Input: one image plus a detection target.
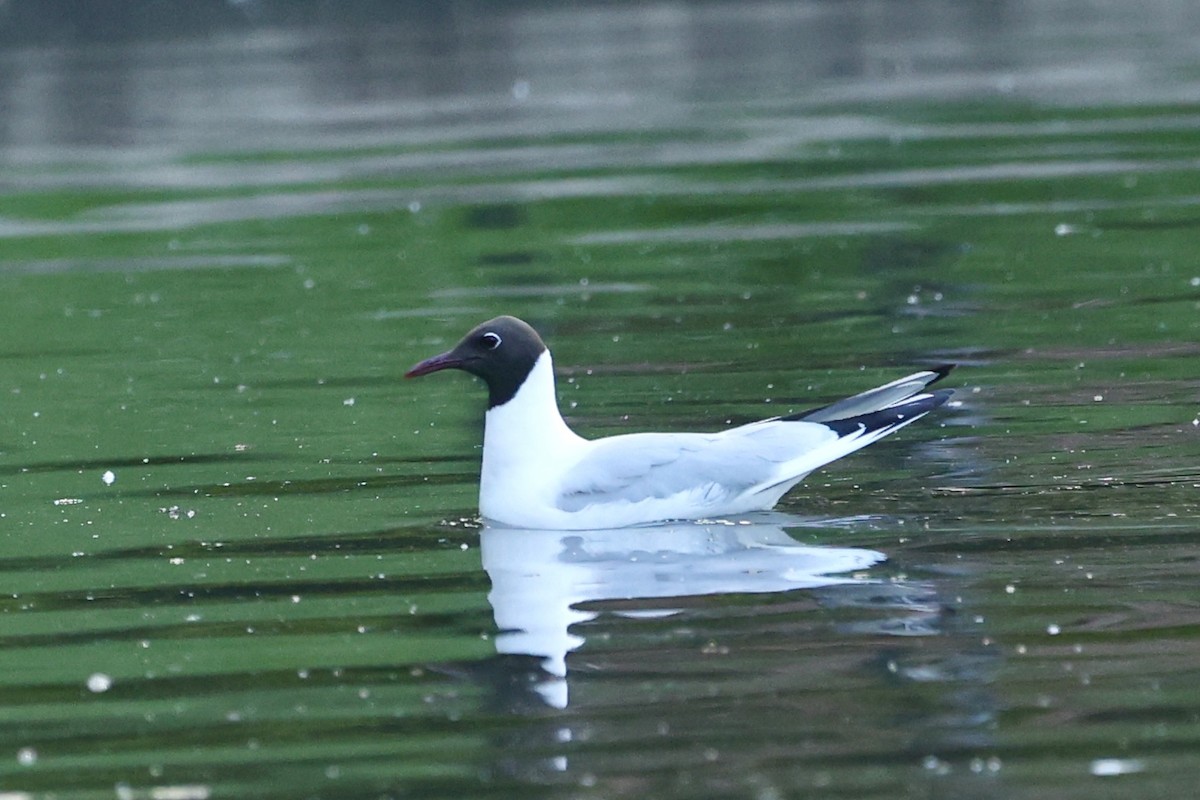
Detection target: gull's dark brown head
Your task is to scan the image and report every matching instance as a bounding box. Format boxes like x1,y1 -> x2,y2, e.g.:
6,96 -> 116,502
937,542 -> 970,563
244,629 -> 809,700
405,315 -> 549,408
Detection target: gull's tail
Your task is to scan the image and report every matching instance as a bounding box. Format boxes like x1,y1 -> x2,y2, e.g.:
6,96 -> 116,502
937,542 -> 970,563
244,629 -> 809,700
786,365 -> 955,437
746,366 -> 955,505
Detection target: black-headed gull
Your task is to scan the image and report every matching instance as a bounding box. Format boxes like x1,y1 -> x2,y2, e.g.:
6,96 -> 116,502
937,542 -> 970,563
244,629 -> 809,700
406,316 -> 953,529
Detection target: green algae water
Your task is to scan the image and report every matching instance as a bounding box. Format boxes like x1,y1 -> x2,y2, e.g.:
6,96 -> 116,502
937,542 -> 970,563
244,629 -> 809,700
2,3 -> 1200,798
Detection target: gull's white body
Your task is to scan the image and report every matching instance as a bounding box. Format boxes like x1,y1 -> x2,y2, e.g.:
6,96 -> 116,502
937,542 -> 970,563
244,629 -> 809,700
406,315 -> 951,530
480,351 -> 942,529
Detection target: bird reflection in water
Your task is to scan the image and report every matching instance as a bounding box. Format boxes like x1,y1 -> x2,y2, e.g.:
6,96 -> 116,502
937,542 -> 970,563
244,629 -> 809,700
479,516 -> 940,709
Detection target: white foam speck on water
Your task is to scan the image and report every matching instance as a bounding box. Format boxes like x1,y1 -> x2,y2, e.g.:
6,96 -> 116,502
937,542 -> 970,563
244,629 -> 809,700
148,786 -> 212,800
102,470 -> 116,485
1090,758 -> 1145,777
86,672 -> 113,693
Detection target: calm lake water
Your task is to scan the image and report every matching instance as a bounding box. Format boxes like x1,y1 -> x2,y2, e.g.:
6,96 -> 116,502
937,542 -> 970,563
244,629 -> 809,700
3,2 -> 1200,798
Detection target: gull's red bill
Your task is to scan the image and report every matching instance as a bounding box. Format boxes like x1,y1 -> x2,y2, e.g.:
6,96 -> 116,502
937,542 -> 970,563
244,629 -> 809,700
404,351 -> 463,378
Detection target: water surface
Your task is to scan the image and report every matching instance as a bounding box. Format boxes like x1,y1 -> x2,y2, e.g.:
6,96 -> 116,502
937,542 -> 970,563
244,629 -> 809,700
2,2 -> 1200,798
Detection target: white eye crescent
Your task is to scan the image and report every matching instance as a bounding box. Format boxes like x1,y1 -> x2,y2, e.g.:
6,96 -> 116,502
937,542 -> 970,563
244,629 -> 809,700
480,332 -> 502,350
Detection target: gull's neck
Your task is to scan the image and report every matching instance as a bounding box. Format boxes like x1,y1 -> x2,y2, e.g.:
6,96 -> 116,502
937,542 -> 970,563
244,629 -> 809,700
479,351 -> 585,522
482,350 -> 582,466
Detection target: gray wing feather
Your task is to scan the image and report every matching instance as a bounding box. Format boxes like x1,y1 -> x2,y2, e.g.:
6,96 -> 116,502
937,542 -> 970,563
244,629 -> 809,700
554,368 -> 952,514
792,368 -> 949,423
555,424 -> 837,512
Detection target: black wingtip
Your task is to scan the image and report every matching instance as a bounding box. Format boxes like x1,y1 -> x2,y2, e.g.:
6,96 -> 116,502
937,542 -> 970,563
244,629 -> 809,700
927,364 -> 956,385
820,387 -> 954,437
927,387 -> 955,408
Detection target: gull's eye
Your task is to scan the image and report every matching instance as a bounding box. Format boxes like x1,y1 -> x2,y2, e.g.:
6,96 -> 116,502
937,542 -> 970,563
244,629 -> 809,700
480,332 -> 502,351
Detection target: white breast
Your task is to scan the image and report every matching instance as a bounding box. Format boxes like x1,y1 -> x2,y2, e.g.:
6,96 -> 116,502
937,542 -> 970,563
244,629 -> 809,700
479,352 -> 588,526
